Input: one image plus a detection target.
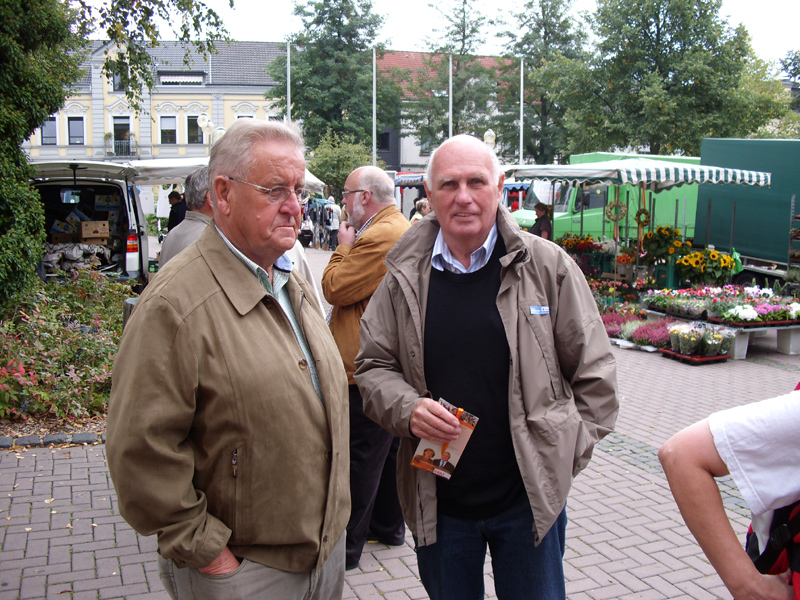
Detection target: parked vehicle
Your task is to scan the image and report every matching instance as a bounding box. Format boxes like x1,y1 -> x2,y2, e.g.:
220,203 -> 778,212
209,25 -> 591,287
509,153 -> 700,241
696,138 -> 800,286
30,160 -> 149,290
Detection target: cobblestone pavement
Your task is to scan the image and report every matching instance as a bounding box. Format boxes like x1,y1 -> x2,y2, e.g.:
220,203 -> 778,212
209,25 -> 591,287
2,247 -> 798,599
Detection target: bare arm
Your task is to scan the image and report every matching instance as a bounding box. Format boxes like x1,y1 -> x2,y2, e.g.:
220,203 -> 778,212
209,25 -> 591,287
659,421 -> 793,600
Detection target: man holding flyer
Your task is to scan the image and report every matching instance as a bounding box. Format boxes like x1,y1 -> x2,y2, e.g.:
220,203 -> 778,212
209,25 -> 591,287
354,135 -> 618,600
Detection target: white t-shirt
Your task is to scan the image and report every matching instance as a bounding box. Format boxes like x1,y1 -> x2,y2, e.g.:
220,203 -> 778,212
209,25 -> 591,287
327,204 -> 341,230
709,391 -> 800,551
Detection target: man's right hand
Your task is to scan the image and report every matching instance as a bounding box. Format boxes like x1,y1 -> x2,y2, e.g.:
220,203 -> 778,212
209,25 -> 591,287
732,571 -> 794,600
410,398 -> 461,444
338,222 -> 356,246
198,547 -> 240,575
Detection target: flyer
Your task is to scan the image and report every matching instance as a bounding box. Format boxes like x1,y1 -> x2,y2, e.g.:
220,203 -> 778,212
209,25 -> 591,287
410,398 -> 478,480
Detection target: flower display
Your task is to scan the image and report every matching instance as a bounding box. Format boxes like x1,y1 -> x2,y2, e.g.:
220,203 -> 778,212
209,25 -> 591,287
675,249 -> 735,285
641,226 -> 692,265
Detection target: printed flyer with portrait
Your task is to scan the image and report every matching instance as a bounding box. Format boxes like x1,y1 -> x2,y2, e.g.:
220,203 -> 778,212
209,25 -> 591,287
411,398 -> 478,480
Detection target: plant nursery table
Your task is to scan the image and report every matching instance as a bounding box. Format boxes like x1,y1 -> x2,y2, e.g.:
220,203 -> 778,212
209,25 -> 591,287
705,319 -> 800,360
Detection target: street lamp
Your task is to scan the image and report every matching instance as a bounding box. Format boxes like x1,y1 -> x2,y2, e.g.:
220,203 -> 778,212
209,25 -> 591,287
483,129 -> 496,149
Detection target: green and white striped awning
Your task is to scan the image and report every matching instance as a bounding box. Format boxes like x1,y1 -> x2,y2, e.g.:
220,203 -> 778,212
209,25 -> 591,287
511,158 -> 771,191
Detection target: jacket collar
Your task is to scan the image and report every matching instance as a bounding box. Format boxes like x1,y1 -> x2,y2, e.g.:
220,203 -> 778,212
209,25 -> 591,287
387,203 -> 529,273
196,225 -> 270,316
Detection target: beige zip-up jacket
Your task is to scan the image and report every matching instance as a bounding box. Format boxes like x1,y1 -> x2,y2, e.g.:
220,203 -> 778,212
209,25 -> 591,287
107,225 -> 350,572
354,205 -> 618,546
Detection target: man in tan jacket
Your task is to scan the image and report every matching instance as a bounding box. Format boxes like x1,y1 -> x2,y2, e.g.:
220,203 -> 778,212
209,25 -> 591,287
108,119 -> 350,600
354,135 -> 618,600
322,166 -> 410,570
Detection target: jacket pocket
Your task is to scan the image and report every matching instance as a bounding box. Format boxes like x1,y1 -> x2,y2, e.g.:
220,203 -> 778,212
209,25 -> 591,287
215,445 -> 243,545
519,300 -> 566,403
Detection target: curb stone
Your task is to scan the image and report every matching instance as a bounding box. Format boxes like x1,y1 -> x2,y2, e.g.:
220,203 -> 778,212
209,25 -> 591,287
0,431 -> 104,449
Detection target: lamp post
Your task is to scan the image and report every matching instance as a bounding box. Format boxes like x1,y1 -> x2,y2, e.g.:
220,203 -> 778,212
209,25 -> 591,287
197,113 -> 215,153
483,129 -> 496,150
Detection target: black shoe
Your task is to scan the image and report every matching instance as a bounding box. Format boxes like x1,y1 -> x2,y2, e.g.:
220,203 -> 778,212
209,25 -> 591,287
345,560 -> 360,571
366,530 -> 404,547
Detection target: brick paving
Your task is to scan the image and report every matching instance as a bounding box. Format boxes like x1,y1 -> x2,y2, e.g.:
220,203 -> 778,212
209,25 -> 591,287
1,247 -> 798,599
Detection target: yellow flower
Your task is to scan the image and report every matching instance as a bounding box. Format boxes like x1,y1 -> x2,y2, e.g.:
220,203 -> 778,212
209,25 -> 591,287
684,241 -> 692,247
645,232 -> 653,239
673,240 -> 683,247
710,251 -> 720,261
668,247 -> 675,254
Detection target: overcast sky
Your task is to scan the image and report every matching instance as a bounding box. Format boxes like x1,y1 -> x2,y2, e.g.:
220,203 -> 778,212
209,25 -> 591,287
198,0 -> 798,73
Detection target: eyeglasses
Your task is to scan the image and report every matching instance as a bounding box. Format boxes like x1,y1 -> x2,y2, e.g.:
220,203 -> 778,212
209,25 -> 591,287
341,189 -> 367,201
226,176 -> 310,205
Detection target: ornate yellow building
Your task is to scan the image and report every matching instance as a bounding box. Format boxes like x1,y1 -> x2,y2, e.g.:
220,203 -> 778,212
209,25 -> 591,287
24,40 -> 286,161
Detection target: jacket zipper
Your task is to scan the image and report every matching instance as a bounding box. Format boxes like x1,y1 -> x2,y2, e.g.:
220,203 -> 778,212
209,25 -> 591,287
232,448 -> 238,478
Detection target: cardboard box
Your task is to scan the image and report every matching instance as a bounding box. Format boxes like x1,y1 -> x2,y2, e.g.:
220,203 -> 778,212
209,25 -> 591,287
50,219 -> 68,233
66,207 -> 91,226
96,194 -> 121,210
51,232 -> 77,244
79,221 -> 109,240
81,237 -> 108,246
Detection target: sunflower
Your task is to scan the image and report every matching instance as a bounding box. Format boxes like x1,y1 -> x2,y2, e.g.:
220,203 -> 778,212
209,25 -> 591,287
673,240 -> 683,248
668,247 -> 675,254
645,232 -> 654,239
710,251 -> 720,261
692,258 -> 702,268
684,241 -> 692,247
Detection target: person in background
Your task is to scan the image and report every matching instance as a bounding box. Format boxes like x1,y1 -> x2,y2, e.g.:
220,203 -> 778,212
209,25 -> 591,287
322,166 -> 410,571
166,190 -> 187,231
355,134 -> 618,600
410,199 -> 431,224
530,202 -> 552,240
327,197 -> 342,251
107,118 -> 350,600
510,197 -> 519,212
159,167 -> 212,267
659,392 -> 799,600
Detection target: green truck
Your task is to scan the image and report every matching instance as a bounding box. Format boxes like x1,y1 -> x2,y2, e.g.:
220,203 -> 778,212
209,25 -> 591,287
508,152 -> 700,241
696,138 -> 800,286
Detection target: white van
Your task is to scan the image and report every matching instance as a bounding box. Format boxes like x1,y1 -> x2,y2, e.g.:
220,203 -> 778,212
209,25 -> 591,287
30,160 -> 149,289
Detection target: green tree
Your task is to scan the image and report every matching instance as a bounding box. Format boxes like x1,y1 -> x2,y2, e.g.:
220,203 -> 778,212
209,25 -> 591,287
308,130 -> 385,199
496,0 -> 587,164
402,0 -> 498,150
267,0 -> 403,149
779,49 -> 800,111
0,0 -> 85,313
545,0 -> 786,156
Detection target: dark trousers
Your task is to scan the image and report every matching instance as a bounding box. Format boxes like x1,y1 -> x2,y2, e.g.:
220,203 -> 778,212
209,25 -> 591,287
346,384 -> 405,566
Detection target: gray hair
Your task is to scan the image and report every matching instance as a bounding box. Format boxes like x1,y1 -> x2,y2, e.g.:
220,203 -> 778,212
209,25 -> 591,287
425,135 -> 502,185
358,166 -> 395,204
208,119 -> 306,203
415,199 -> 429,212
184,166 -> 209,211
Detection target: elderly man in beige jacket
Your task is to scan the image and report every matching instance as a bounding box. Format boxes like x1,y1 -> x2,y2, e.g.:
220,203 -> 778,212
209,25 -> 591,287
355,135 -> 619,600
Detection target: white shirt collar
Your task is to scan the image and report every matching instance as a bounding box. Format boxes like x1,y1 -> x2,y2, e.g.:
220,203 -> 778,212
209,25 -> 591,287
431,223 -> 498,274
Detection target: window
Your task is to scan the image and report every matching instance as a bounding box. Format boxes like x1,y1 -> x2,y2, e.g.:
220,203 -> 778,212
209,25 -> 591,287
576,186 -> 609,211
161,116 -> 177,144
68,116 -> 84,145
159,73 -> 204,85
113,116 -> 132,156
112,73 -> 125,93
187,116 -> 203,144
41,117 -> 57,146
378,132 -> 391,151
236,115 -> 253,119
268,115 -> 283,122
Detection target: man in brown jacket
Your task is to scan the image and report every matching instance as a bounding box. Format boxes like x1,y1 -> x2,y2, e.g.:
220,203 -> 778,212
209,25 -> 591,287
107,119 -> 350,600
322,166 -> 410,570
354,135 -> 618,600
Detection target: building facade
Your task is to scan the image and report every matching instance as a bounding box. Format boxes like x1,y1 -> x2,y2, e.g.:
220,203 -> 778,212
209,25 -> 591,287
24,41 -> 286,161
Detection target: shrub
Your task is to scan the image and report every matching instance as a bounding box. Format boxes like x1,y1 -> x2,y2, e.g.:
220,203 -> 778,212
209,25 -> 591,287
0,269 -> 136,421
630,318 -> 673,348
